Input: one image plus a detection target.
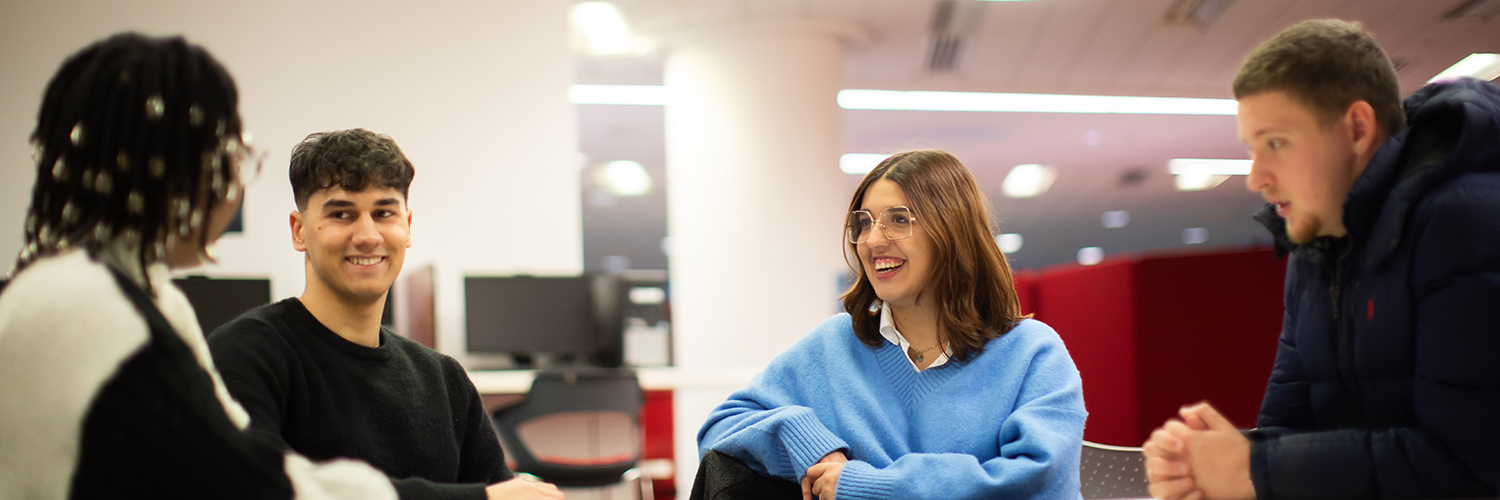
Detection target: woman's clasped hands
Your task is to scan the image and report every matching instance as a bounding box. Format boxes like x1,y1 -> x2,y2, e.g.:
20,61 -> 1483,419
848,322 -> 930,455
801,450 -> 848,500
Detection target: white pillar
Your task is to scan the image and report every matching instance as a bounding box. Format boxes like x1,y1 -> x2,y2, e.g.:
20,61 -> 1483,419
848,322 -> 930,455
663,20 -> 861,498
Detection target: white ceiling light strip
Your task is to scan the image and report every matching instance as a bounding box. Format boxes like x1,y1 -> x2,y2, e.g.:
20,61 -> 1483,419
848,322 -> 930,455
568,85 -> 1239,115
837,89 -> 1238,115
1168,158 -> 1250,176
1429,53 -> 1500,83
569,84 -> 671,105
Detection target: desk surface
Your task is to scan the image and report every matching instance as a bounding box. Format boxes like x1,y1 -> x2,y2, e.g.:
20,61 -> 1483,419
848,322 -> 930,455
467,366 -> 762,394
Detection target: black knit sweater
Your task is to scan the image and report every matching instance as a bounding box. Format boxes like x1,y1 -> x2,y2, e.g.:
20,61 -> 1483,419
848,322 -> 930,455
208,298 -> 511,500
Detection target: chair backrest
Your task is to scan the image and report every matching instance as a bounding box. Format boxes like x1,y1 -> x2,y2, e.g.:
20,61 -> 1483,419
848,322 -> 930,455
492,368 -> 644,487
1079,441 -> 1148,499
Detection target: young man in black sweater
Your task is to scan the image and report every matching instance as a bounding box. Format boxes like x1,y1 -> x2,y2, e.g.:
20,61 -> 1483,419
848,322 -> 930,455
208,129 -> 562,500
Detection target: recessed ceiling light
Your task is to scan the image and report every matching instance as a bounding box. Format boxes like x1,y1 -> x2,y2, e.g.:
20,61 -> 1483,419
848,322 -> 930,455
570,2 -> 634,56
840,154 -> 889,175
1003,164 -> 1057,198
1429,53 -> 1500,83
1101,210 -> 1130,228
1170,158 -> 1249,191
838,89 -> 1238,115
1183,227 -> 1209,244
568,85 -> 671,105
997,233 -> 1023,253
1083,130 -> 1104,147
1077,247 -> 1104,266
594,160 -> 651,197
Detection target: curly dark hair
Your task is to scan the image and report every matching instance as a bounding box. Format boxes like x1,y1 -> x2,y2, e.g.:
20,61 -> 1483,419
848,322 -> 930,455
16,32 -> 243,281
288,129 -> 414,210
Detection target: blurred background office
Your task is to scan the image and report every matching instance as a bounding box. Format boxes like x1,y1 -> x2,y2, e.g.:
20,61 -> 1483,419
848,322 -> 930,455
3,1 -> 1499,498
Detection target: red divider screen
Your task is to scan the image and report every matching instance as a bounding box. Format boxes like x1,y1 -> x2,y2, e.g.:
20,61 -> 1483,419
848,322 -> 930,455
1029,249 -> 1286,446
1134,250 -> 1285,442
1034,258 -> 1138,446
1013,270 -> 1039,317
641,390 -> 674,499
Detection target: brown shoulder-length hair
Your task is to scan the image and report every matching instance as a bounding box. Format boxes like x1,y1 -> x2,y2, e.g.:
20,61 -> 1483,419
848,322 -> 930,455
839,150 -> 1028,361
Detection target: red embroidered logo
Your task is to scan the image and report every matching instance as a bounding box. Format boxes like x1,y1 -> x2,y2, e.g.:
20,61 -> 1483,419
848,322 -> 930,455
1366,297 -> 1375,321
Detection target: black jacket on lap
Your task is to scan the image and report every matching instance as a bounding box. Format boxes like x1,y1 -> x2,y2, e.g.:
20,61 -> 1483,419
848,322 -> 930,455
1250,77 -> 1500,499
690,450 -> 801,500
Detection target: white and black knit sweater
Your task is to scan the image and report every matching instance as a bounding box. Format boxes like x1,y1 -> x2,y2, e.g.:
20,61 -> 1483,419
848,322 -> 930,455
0,250 -> 397,499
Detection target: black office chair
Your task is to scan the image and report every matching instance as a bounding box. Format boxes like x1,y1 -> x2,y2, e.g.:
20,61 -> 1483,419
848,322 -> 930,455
1079,441 -> 1148,499
492,368 -> 651,497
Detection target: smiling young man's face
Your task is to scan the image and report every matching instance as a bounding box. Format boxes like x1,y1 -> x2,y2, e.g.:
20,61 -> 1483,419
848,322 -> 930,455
1239,90 -> 1368,244
292,187 -> 411,304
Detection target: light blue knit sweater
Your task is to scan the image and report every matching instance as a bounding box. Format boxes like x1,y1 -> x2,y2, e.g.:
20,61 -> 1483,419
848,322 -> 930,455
698,314 -> 1086,500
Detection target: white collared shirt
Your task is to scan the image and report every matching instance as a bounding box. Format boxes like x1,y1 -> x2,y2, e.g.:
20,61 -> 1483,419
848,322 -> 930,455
877,302 -> 949,372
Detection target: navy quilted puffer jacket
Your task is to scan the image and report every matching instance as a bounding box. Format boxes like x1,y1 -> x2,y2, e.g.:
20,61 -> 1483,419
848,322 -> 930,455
1249,77 -> 1500,499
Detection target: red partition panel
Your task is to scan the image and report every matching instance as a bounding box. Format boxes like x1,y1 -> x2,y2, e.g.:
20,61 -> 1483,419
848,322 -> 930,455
1033,259 -> 1138,446
1013,270 -> 1039,317
641,390 -> 675,500
1134,250 -> 1286,441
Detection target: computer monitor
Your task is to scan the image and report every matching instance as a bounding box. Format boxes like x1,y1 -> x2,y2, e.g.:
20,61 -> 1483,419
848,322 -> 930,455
464,275 -> 622,369
172,276 -> 272,335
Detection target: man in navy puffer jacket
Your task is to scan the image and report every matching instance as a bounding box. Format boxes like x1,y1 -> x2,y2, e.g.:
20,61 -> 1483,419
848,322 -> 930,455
1144,19 -> 1500,500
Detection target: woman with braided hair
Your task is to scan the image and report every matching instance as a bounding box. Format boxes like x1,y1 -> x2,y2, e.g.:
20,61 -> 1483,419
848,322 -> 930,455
0,33 -> 401,499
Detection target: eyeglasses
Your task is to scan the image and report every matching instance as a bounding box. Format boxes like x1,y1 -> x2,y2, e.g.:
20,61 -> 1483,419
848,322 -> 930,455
227,135 -> 267,187
846,206 -> 917,244
222,136 -> 267,204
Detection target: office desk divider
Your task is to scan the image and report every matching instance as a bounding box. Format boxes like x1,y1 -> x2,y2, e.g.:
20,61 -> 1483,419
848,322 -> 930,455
1024,248 -> 1286,446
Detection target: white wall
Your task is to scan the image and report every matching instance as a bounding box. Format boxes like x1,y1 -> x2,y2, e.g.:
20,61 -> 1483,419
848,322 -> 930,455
0,0 -> 583,353
663,25 -> 853,496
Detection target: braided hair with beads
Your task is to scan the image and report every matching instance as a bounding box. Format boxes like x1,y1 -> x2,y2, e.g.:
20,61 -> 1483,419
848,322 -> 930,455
16,32 -> 248,290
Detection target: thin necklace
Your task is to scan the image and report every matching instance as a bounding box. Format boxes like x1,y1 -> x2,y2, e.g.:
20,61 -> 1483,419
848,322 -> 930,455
891,311 -> 940,363
908,341 -> 941,363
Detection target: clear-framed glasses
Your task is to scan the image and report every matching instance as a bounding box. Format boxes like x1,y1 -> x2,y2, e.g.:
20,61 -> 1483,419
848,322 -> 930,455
847,206 -> 918,244
222,135 -> 267,204
227,134 -> 267,187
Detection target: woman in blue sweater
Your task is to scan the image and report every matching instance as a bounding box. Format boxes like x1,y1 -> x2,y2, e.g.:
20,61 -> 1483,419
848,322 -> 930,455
697,150 -> 1087,500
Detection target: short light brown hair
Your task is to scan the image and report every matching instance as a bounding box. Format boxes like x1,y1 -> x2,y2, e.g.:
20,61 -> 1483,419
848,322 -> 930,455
839,150 -> 1027,361
1233,19 -> 1405,134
